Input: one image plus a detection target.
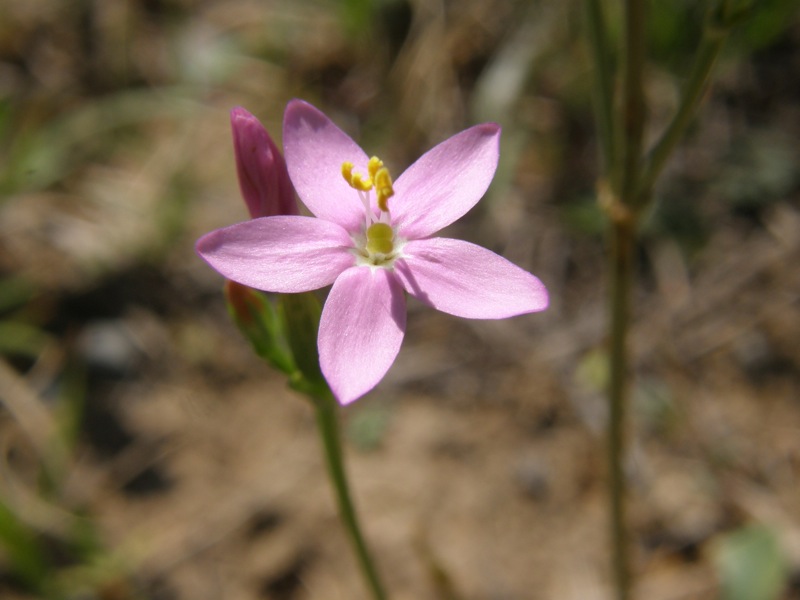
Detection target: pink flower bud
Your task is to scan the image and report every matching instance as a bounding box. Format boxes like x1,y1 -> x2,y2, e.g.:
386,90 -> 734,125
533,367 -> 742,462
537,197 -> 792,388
231,107 -> 298,218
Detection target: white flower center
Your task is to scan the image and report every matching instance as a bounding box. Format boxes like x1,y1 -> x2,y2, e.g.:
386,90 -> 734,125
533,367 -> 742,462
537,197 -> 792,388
342,157 -> 404,268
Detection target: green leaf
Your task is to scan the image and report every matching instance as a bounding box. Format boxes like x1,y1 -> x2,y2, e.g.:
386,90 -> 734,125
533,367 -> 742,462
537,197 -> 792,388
0,276 -> 35,314
736,0 -> 799,51
576,348 -> 609,393
0,321 -> 49,357
338,0 -> 375,37
714,524 -> 787,600
1,88 -> 199,195
0,501 -> 48,590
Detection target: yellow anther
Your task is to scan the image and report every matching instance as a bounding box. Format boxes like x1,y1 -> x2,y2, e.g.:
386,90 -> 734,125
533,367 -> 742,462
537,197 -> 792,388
355,173 -> 375,191
341,161 -> 373,191
374,167 -> 394,212
367,156 -> 384,180
341,161 -> 354,183
342,156 -> 393,209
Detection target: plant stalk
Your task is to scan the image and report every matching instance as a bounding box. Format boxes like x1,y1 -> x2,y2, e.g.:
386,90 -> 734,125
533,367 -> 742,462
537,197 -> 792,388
607,217 -> 635,600
637,24 -> 728,200
599,2 -> 737,600
619,0 -> 646,200
606,1 -> 646,599
584,0 -> 616,173
314,393 -> 387,600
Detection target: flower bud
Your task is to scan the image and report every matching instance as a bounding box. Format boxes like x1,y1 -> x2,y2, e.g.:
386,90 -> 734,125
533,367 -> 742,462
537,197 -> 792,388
224,280 -> 294,375
230,107 -> 298,218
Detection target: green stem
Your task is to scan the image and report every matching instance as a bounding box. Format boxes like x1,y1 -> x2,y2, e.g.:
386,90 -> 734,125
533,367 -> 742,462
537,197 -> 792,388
637,23 -> 728,200
619,0 -> 646,201
584,0 -> 616,174
608,219 -> 635,600
314,392 -> 387,600
605,2 -> 646,599
601,4 -> 736,600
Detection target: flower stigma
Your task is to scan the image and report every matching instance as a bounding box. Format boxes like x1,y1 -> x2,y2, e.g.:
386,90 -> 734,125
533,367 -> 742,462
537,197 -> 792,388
341,156 -> 402,267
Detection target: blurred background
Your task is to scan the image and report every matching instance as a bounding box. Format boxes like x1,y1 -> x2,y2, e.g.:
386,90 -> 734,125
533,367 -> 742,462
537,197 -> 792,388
1,0 -> 799,598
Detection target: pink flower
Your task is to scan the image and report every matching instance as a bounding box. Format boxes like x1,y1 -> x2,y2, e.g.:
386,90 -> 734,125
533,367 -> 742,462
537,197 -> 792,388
230,107 -> 298,218
198,100 -> 548,405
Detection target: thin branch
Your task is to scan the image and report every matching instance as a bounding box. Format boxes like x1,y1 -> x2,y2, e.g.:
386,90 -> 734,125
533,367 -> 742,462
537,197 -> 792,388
619,0 -> 646,202
637,22 -> 729,200
584,0 -> 616,174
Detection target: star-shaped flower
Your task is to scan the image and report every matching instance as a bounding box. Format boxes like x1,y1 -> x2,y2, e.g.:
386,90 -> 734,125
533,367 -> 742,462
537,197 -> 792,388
197,100 -> 548,404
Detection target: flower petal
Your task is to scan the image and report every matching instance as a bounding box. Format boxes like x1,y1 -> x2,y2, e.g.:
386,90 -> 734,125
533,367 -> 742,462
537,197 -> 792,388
394,238 -> 548,319
391,123 -> 501,239
196,216 -> 354,292
231,107 -> 298,219
283,100 -> 369,232
318,267 -> 406,405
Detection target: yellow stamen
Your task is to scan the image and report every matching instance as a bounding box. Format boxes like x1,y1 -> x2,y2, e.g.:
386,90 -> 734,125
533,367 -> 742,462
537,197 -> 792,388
341,161 -> 373,191
367,156 -> 384,179
341,161 -> 354,183
342,156 -> 394,211
351,173 -> 372,191
374,167 -> 394,212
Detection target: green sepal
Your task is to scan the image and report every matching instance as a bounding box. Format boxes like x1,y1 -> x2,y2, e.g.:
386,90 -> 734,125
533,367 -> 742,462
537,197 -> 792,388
279,293 -> 330,400
224,281 -> 295,375
225,283 -> 332,402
